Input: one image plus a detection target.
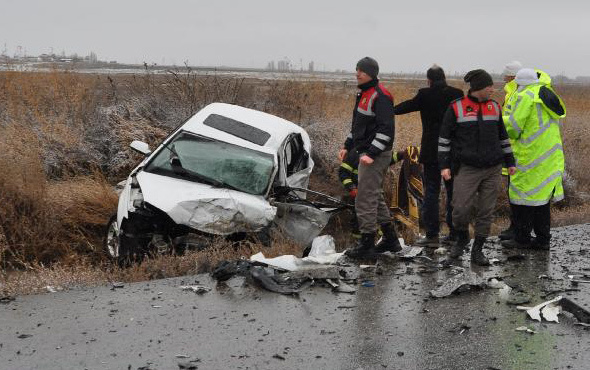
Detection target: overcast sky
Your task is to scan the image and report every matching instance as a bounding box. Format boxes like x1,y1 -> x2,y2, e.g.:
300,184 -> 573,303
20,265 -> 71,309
2,0 -> 588,77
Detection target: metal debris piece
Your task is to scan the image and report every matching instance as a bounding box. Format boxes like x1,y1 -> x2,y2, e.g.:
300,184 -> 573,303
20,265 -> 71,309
282,265 -> 359,281
430,272 -> 489,298
515,326 -> 537,334
180,285 -> 212,294
250,266 -> 302,295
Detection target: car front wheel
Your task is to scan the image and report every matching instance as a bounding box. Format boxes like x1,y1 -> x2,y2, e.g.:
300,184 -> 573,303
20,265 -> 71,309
104,215 -> 120,259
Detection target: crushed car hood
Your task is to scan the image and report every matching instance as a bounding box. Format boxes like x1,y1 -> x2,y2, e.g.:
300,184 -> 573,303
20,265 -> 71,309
136,171 -> 276,235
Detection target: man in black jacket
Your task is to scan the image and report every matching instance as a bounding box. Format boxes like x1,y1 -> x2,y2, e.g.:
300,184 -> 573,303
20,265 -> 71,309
438,69 -> 516,265
394,65 -> 463,247
340,57 -> 401,258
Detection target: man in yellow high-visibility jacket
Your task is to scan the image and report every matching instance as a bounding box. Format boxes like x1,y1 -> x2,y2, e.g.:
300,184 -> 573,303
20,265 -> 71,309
498,61 -> 522,241
501,68 -> 566,250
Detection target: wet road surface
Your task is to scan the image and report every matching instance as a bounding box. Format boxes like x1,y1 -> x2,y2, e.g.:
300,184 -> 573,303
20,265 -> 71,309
1,225 -> 589,370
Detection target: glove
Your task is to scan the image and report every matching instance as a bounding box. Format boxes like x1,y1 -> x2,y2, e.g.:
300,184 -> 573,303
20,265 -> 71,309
349,188 -> 358,198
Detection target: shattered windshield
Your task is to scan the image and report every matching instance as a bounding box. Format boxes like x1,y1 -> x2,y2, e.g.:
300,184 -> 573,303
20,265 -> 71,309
144,131 -> 275,195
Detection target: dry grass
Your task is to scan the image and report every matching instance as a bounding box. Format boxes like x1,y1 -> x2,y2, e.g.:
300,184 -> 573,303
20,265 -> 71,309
0,70 -> 589,296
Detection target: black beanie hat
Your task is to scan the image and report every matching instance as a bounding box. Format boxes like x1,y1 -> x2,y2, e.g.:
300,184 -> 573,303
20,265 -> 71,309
464,69 -> 494,91
356,57 -> 379,79
427,65 -> 446,81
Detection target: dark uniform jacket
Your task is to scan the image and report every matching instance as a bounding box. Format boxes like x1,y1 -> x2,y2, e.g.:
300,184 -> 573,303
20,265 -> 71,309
344,79 -> 394,159
438,94 -> 515,171
394,80 -> 463,164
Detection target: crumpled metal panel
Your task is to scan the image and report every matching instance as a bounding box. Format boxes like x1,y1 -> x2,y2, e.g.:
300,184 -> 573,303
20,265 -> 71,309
137,171 -> 276,235
171,198 -> 276,235
273,202 -> 331,246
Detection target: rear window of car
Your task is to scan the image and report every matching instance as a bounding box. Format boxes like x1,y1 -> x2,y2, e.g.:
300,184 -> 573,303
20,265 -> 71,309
203,114 -> 271,146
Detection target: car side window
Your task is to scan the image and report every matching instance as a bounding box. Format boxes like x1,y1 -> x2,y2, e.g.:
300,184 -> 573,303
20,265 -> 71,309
284,134 -> 309,177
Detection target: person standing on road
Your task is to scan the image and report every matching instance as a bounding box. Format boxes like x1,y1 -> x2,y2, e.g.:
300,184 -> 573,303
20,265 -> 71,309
500,68 -> 566,250
498,60 -> 523,242
438,69 -> 516,265
340,57 -> 401,258
394,65 -> 463,247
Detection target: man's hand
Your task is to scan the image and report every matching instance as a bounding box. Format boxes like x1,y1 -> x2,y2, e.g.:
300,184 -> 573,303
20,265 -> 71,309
360,155 -> 374,166
441,168 -> 451,181
508,166 -> 516,176
338,148 -> 347,162
349,188 -> 358,198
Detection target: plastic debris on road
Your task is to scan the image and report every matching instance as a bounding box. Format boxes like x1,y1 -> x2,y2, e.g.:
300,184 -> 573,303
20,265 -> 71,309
515,326 -> 537,334
250,235 -> 344,271
516,296 -> 562,322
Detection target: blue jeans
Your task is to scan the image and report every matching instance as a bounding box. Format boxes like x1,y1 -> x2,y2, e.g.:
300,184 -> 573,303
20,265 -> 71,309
422,163 -> 454,238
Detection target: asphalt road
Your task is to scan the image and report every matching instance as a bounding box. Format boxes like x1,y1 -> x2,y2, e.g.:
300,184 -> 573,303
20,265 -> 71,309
1,225 -> 589,370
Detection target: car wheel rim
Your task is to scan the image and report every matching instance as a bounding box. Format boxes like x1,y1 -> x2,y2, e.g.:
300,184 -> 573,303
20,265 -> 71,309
106,221 -> 120,258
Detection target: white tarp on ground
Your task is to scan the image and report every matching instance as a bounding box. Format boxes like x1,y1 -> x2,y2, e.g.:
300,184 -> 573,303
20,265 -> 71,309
250,235 -> 344,271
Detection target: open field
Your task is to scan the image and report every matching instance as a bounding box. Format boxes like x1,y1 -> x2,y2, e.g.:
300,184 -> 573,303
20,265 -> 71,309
1,69 -> 589,295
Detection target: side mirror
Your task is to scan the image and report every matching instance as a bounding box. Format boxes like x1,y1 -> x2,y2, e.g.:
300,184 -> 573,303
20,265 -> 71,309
130,140 -> 151,156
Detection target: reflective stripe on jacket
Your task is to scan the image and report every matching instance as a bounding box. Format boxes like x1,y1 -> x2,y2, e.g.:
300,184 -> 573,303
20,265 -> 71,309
344,79 -> 395,158
503,83 -> 566,205
438,95 -> 515,170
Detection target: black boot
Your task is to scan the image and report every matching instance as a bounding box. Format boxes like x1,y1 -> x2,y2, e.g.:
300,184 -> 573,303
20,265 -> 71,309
346,233 -> 376,258
440,231 -> 456,246
449,230 -> 469,259
374,223 -> 402,253
498,226 -> 515,241
471,236 -> 490,266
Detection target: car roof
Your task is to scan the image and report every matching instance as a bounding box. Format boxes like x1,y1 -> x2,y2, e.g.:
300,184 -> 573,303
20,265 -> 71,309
181,103 -> 308,153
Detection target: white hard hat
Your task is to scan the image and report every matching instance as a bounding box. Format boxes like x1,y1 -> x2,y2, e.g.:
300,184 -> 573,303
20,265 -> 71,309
515,68 -> 539,86
502,61 -> 522,77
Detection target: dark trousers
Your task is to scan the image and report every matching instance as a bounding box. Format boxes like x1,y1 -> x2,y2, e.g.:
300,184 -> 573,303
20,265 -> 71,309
422,163 -> 454,238
511,203 -> 551,244
452,164 -> 502,238
503,175 -> 516,231
356,150 -> 392,233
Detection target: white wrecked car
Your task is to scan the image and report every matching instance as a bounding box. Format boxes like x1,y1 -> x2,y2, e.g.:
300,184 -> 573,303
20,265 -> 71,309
105,103 -> 338,261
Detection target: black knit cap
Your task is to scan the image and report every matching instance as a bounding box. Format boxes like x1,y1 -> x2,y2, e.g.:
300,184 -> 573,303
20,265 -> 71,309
356,57 -> 379,79
427,65 -> 446,81
464,69 -> 494,91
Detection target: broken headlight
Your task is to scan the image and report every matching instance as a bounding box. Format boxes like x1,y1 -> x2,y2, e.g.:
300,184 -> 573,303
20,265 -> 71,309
129,175 -> 145,210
